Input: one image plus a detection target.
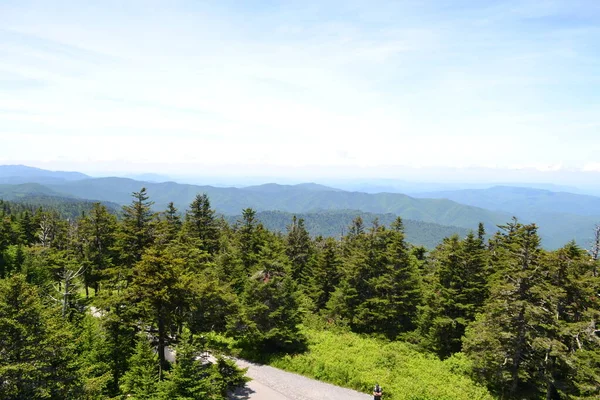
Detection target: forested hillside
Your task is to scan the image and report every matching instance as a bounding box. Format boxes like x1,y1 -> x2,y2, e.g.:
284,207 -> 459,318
2,168 -> 598,248
414,186 -> 600,248
0,188 -> 598,399
225,210 -> 470,249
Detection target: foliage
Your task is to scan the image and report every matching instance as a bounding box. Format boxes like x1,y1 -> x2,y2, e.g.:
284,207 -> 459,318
270,328 -> 493,400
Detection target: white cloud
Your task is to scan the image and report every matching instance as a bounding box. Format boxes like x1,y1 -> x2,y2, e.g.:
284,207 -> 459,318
0,1 -> 599,178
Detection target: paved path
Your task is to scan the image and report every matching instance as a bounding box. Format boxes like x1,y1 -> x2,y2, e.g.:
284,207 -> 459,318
229,359 -> 371,400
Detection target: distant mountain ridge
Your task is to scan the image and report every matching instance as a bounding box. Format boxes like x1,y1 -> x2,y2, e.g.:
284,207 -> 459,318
1,165 -> 599,249
413,186 -> 600,216
33,177 -> 509,231
0,165 -> 89,184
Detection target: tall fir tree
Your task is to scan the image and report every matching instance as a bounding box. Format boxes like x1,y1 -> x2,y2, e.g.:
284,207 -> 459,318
129,247 -> 185,379
115,188 -> 156,279
311,237 -> 341,310
421,231 -> 488,358
240,236 -> 305,353
463,220 -> 555,399
120,334 -> 159,399
285,216 -> 315,288
183,194 -> 220,255
79,203 -> 117,296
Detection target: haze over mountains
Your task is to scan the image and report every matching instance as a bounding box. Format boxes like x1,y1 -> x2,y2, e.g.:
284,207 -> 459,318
1,165 -> 599,249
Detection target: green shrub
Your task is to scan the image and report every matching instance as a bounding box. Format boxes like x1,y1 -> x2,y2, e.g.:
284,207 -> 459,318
270,328 -> 493,400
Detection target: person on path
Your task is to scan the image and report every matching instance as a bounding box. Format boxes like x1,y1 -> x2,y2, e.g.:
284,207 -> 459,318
373,384 -> 383,400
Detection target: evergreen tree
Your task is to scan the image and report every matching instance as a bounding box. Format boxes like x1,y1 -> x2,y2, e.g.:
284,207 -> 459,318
240,237 -> 305,353
18,210 -> 38,245
157,328 -> 211,399
543,242 -> 600,399
96,290 -> 138,397
463,220 -> 555,399
228,208 -> 265,294
352,218 -> 421,338
156,202 -> 182,246
331,218 -> 421,338
77,313 -> 112,399
79,203 -> 117,296
121,334 -> 159,399
421,232 -> 488,358
312,237 -> 341,310
285,216 -> 314,288
0,274 -> 82,399
115,188 -> 156,277
130,247 -> 184,379
183,194 -> 220,255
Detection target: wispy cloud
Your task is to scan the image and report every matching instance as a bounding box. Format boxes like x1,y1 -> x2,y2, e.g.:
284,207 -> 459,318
0,0 -> 599,178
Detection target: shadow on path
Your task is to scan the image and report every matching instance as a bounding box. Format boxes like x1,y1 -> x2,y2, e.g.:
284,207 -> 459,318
228,385 -> 256,400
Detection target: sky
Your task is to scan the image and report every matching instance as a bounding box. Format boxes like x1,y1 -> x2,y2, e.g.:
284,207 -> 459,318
1,0 -> 599,182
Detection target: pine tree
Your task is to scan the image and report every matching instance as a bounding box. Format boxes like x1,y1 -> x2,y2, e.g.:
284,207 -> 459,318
0,274 -> 82,399
183,194 -> 220,255
155,202 -> 182,246
130,247 -> 184,379
18,210 -> 38,245
240,237 -> 305,353
157,328 -> 211,399
352,218 -> 421,338
79,203 -> 117,296
285,216 -> 314,288
543,242 -> 600,398
312,237 -> 341,310
96,289 -> 138,397
77,313 -> 112,399
463,220 -> 554,399
330,218 -> 421,338
421,232 -> 488,358
121,334 -> 159,399
115,188 -> 156,277
228,208 -> 265,294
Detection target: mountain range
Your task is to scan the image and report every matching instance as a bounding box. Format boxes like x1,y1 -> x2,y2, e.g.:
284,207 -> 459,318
1,165 -> 599,249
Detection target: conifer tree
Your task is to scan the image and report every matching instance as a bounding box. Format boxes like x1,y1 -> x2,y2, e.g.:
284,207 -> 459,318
77,313 -> 112,399
79,203 -> 117,295
155,202 -> 182,246
543,242 -> 600,398
240,237 -> 305,352
18,210 -> 38,245
463,220 -> 555,398
96,290 -> 138,397
115,188 -> 156,276
130,247 -> 184,379
421,232 -> 488,358
0,274 -> 82,399
285,216 -> 314,288
157,328 -> 211,399
352,218 -> 421,338
121,334 -> 159,399
228,208 -> 265,294
184,193 -> 220,255
312,237 -> 341,310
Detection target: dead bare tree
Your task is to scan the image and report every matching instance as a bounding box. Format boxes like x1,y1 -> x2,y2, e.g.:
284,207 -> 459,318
49,265 -> 86,318
38,214 -> 54,247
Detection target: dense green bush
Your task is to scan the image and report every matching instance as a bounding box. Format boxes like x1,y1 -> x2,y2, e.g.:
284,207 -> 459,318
270,328 -> 493,400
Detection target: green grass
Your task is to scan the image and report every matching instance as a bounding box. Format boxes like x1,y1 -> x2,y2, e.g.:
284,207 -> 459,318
269,328 -> 494,400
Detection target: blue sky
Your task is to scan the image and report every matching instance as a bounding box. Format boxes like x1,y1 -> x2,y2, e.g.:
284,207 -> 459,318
1,0 -> 599,181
